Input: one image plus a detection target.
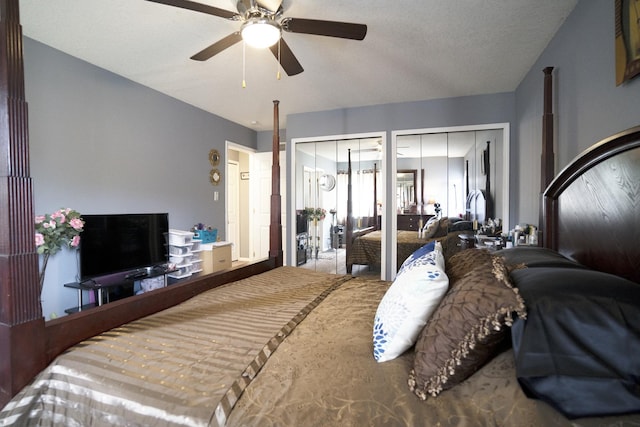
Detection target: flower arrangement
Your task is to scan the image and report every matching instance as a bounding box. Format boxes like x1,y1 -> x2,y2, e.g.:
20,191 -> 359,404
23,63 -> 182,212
35,208 -> 84,291
303,207 -> 326,221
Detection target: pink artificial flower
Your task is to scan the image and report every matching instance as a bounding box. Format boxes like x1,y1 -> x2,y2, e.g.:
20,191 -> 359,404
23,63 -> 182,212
35,233 -> 45,247
70,235 -> 81,247
35,215 -> 45,224
70,218 -> 84,231
52,211 -> 67,224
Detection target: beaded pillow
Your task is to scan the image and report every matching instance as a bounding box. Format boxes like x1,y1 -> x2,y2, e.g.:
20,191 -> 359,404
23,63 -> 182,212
373,242 -> 448,362
409,255 -> 526,398
445,248 -> 493,285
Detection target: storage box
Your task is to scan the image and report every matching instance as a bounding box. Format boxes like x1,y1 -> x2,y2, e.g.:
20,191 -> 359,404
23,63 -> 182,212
193,229 -> 217,244
168,229 -> 194,246
190,259 -> 203,274
170,254 -> 191,267
169,245 -> 192,256
199,242 -> 232,274
168,265 -> 191,279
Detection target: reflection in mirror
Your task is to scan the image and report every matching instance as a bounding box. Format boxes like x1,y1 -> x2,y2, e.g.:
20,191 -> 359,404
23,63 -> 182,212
295,136 -> 382,275
393,126 -> 508,276
396,170 -> 417,213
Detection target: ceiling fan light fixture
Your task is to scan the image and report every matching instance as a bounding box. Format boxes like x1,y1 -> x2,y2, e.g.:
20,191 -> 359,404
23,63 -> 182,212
241,18 -> 281,49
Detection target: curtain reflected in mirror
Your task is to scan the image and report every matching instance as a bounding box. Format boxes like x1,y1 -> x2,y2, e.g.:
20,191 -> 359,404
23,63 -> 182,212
295,137 -> 382,275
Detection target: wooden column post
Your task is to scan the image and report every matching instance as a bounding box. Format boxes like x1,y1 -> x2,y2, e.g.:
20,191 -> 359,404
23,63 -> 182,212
540,67 -> 555,247
268,100 -> 283,267
0,0 -> 46,407
345,149 -> 353,273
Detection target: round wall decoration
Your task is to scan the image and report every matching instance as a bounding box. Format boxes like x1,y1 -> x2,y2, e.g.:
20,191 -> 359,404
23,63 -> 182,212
319,174 -> 336,191
209,149 -> 221,167
209,168 -> 222,185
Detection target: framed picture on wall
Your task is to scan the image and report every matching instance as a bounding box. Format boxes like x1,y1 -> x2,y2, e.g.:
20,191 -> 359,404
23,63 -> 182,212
615,0 -> 640,85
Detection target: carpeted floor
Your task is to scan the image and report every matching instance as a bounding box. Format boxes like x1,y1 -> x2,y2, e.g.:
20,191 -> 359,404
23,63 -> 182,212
298,248 -> 380,277
232,248 -> 380,278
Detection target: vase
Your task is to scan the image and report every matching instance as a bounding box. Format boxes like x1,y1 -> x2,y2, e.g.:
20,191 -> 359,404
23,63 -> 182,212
39,252 -> 50,293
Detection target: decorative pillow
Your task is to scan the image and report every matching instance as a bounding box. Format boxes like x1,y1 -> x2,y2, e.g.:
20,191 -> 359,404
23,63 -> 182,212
495,246 -> 585,269
397,241 -> 436,275
421,217 -> 450,239
409,255 -> 526,398
445,248 -> 493,285
421,216 -> 440,239
439,231 -> 465,262
511,267 -> 640,419
373,242 -> 448,362
434,217 -> 450,238
448,220 -> 473,232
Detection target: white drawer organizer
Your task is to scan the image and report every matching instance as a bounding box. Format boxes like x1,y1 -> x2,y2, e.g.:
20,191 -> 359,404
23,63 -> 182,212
166,229 -> 203,280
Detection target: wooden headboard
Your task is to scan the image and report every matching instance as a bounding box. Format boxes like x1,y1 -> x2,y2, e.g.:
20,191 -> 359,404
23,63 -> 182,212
543,125 -> 640,284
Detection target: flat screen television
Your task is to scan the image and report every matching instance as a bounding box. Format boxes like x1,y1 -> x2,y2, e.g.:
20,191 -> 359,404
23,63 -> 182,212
296,211 -> 308,234
80,213 -> 169,281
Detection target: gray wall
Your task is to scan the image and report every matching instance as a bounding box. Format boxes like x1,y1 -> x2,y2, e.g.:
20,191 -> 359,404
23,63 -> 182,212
25,38 -> 257,318
24,0 -> 640,317
515,0 -> 640,224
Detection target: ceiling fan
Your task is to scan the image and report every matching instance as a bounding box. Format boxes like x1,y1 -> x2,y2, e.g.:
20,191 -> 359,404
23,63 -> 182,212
146,0 -> 368,76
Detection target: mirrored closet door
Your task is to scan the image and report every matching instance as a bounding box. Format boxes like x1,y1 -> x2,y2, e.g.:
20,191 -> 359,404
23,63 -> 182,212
294,136 -> 383,275
392,125 -> 509,274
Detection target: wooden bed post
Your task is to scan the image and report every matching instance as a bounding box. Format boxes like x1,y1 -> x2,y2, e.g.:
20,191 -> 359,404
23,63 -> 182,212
0,0 -> 47,407
540,67 -> 555,247
268,100 -> 283,267
373,163 -> 378,229
485,141 -> 493,219
345,149 -> 353,274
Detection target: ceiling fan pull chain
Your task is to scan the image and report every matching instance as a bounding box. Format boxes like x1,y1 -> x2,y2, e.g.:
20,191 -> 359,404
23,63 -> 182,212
242,40 -> 247,88
277,39 -> 282,80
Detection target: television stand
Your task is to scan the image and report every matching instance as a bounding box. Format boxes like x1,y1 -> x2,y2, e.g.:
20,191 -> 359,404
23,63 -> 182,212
64,267 -> 176,314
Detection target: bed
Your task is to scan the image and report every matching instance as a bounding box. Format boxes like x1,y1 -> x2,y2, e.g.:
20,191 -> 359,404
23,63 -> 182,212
347,226 -> 471,273
344,150 -> 478,274
2,13 -> 640,424
343,146 -> 474,274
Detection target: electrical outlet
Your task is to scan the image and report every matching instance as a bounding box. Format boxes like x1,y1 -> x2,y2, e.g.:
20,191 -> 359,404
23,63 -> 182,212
214,191 -> 219,201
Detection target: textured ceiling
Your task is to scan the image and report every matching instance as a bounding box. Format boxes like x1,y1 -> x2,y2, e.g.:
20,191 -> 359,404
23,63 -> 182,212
19,0 -> 578,131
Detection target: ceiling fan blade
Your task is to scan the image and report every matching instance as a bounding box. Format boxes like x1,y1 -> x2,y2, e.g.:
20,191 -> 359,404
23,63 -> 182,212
269,39 -> 304,76
256,0 -> 283,13
191,32 -> 242,61
145,0 -> 240,20
281,17 -> 367,40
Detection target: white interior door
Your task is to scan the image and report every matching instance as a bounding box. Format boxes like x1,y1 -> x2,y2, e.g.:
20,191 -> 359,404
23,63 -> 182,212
228,161 -> 240,261
253,153 -> 271,260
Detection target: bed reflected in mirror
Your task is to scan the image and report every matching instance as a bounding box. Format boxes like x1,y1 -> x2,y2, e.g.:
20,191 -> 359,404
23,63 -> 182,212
294,135 -> 383,275
392,125 -> 509,276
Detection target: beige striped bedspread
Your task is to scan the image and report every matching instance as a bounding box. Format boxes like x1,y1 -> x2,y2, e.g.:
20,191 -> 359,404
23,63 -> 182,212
0,267 -> 351,427
348,230 -> 441,268
3,266 -> 637,426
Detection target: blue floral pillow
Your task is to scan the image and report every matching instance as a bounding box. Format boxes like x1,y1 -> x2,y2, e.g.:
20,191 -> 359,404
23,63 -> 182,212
397,241 -> 436,275
373,242 -> 449,362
